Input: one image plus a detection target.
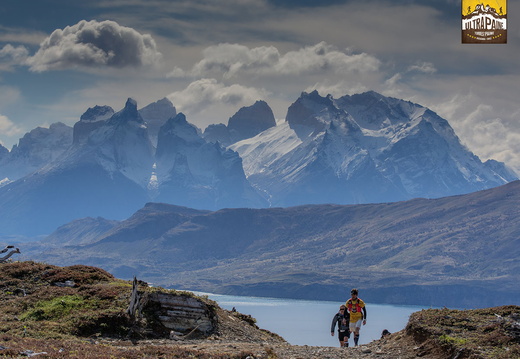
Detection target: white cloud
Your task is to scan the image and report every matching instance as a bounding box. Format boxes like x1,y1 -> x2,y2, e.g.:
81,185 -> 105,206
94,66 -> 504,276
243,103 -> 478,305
0,25 -> 47,46
167,78 -> 268,114
275,42 -> 380,75
173,42 -> 380,79
0,114 -> 23,137
26,20 -> 162,72
432,91 -> 520,172
0,44 -> 29,71
407,62 -> 436,74
191,43 -> 280,78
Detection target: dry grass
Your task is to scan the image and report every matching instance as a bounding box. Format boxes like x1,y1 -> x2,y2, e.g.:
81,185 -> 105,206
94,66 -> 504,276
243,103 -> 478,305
0,261 -> 256,358
407,306 -> 520,358
3,261 -> 519,359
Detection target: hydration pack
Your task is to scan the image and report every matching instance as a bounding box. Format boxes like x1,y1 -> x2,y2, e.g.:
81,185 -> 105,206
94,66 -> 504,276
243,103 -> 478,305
347,299 -> 362,313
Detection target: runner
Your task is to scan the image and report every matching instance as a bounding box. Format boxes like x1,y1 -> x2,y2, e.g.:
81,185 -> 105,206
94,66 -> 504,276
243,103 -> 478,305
330,305 -> 350,347
345,288 -> 367,346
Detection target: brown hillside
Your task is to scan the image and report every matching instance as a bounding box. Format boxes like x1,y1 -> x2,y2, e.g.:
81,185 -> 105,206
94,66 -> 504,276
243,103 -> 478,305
0,261 -> 518,358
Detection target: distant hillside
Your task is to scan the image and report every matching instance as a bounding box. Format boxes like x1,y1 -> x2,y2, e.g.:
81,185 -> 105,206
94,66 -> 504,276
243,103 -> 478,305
21,180 -> 520,308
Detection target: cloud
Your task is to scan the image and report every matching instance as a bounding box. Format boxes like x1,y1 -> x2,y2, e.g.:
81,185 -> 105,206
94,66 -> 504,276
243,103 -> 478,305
167,78 -> 268,114
275,42 -> 380,74
431,91 -> 520,172
0,44 -> 29,71
407,62 -> 436,74
0,25 -> 47,45
171,42 -> 380,79
0,114 -> 23,137
25,20 -> 162,72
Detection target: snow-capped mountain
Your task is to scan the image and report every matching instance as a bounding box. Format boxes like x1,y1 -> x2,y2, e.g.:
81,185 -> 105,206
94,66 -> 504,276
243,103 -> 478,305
0,122 -> 73,184
155,113 -> 268,209
0,99 -> 153,236
73,105 -> 114,145
203,100 -> 276,146
0,91 -> 516,236
0,98 -> 266,236
138,97 -> 177,147
230,91 -> 517,206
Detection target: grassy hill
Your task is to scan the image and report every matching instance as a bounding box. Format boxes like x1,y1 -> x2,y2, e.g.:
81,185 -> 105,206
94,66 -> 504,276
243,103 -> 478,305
0,261 -> 519,358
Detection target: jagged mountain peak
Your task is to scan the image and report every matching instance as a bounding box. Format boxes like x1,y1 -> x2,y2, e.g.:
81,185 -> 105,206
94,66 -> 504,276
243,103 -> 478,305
139,98 -> 177,147
285,90 -> 342,138
203,100 -> 277,146
75,106 -> 114,145
7,122 -> 73,163
227,100 -> 276,143
138,97 -> 176,122
80,105 -> 114,123
296,90 -> 335,109
0,91 -> 517,236
335,91 -> 426,131
233,90 -> 517,206
160,113 -> 202,142
106,98 -> 143,126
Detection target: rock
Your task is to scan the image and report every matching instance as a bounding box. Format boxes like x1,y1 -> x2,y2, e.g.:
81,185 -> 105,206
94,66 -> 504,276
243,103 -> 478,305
53,280 -> 75,287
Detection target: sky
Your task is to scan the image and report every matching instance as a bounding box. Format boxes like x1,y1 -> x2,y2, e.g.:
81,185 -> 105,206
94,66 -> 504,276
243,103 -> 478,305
0,0 -> 519,172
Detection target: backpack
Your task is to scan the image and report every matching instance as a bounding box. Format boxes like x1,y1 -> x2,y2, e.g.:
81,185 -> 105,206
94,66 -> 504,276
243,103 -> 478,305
347,299 -> 363,313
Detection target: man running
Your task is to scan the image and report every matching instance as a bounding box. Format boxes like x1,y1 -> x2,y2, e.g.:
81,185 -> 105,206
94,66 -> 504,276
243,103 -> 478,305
345,288 -> 367,346
330,305 -> 350,347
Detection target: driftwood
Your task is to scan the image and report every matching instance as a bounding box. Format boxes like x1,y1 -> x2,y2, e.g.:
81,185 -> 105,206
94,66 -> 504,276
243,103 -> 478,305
127,276 -> 144,321
0,245 -> 20,263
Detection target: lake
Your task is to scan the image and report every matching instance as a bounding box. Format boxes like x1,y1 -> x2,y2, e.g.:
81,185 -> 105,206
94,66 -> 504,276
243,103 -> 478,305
194,292 -> 426,347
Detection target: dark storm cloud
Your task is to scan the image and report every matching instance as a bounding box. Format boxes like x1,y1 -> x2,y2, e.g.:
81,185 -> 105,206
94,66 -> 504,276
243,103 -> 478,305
26,20 -> 162,72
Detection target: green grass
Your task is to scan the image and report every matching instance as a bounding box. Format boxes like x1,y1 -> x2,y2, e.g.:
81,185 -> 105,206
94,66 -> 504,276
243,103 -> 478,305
21,295 -> 87,321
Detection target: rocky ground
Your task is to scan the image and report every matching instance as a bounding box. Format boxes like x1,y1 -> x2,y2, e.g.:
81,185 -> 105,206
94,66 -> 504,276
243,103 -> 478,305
102,304 -> 520,359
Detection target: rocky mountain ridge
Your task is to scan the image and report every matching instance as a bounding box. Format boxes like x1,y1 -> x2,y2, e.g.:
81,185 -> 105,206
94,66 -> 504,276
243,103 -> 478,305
0,91 -> 516,237
231,90 -> 517,206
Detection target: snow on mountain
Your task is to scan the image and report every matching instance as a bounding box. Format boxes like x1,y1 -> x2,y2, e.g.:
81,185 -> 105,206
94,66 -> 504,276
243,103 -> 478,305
0,122 -> 73,184
73,105 -> 114,145
335,91 -> 513,198
231,90 -> 517,206
483,159 -> 519,182
0,91 -> 517,236
228,100 -> 276,142
203,100 -> 276,146
87,98 -> 155,188
138,97 -> 177,147
0,99 -> 154,235
202,123 -> 232,146
156,113 -> 268,209
0,98 -> 268,235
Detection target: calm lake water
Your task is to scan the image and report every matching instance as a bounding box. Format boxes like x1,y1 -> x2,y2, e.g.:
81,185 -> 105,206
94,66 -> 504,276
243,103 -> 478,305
194,292 -> 426,347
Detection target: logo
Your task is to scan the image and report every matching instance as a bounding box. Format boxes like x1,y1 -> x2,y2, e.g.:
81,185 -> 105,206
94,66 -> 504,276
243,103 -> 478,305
462,1 -> 507,43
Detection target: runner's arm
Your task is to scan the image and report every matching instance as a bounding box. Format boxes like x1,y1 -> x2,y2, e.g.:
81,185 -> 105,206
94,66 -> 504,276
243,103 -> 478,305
331,314 -> 338,332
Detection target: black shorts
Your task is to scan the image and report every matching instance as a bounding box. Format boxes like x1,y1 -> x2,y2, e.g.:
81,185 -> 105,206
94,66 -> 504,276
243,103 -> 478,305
338,330 -> 350,341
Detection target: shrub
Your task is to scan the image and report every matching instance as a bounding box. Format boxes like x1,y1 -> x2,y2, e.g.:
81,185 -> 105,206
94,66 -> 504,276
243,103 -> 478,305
20,295 -> 87,321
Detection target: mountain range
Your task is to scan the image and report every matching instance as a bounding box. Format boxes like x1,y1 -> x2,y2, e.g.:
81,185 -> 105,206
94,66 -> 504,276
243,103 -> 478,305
21,180 -> 520,308
0,91 -> 517,237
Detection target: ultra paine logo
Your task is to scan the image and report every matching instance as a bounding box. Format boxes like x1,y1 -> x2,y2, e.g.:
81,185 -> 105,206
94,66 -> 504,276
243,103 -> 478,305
462,1 -> 507,43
